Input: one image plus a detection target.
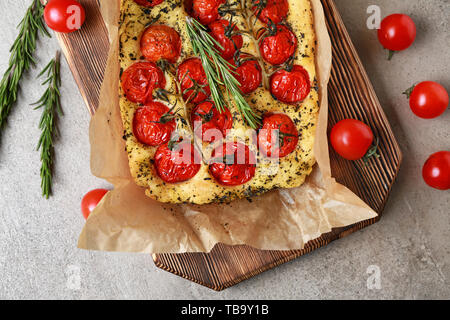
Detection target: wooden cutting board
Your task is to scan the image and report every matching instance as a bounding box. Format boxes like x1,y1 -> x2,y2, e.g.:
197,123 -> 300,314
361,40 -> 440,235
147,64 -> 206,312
58,0 -> 402,290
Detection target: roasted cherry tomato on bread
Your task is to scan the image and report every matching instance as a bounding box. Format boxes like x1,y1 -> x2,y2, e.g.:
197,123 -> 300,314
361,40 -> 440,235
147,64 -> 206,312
270,65 -> 311,104
191,101 -> 233,143
134,0 -> 165,7
330,119 -> 375,161
121,62 -> 166,105
258,113 -> 299,158
209,142 -> 256,186
133,102 -> 176,146
191,0 -> 225,25
177,58 -> 211,103
44,0 -> 86,33
154,141 -> 202,183
253,0 -> 289,24
228,58 -> 262,94
81,189 -> 109,220
405,81 -> 448,119
422,151 -> 450,191
140,25 -> 182,63
208,19 -> 243,60
377,14 -> 416,58
259,24 -> 297,66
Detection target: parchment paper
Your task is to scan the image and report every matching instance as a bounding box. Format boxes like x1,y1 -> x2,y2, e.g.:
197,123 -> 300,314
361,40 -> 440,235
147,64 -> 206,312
78,0 -> 377,253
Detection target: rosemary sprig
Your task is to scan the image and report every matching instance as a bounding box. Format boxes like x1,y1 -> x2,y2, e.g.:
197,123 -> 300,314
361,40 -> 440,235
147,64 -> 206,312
185,17 -> 261,129
33,51 -> 62,199
0,0 -> 50,141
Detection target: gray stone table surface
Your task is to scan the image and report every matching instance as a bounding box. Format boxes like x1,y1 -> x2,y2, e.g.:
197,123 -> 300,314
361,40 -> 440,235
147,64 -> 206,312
0,0 -> 449,300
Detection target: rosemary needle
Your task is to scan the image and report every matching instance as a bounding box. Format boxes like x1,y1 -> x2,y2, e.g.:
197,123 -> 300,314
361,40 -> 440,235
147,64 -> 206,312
33,51 -> 62,199
0,0 -> 50,143
185,17 -> 261,129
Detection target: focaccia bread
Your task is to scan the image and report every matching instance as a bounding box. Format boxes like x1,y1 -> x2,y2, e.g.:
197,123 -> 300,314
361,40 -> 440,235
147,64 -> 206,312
119,0 -> 319,204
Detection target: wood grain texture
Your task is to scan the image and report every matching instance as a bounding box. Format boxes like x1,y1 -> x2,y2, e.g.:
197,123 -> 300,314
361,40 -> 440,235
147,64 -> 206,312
57,0 -> 401,291
51,0 -> 109,115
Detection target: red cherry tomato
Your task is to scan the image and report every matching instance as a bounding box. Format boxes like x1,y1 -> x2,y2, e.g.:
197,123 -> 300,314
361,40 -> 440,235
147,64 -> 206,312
422,151 -> 450,190
177,58 -> 211,103
377,14 -> 416,52
330,119 -> 375,161
121,62 -> 166,105
208,19 -> 243,60
133,102 -> 176,146
270,65 -> 311,105
191,101 -> 233,143
407,81 -> 449,119
253,0 -> 289,24
44,0 -> 86,33
258,113 -> 299,158
134,0 -> 165,7
154,142 -> 202,183
81,189 -> 109,220
209,142 -> 256,186
259,24 -> 297,65
228,58 -> 262,94
191,0 -> 225,25
140,25 -> 182,63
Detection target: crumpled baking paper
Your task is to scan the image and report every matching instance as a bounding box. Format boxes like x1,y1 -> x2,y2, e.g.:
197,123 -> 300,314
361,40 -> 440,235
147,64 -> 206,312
78,0 -> 377,253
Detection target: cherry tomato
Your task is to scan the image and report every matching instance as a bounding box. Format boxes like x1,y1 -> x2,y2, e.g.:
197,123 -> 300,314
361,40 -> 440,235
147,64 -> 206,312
330,119 -> 375,161
377,14 -> 416,52
209,142 -> 256,186
133,102 -> 176,146
259,24 -> 297,65
191,0 -> 225,25
140,25 -> 182,63
191,101 -> 233,143
121,62 -> 166,105
422,151 -> 450,190
208,19 -> 243,60
177,58 -> 211,103
258,113 -> 298,158
228,58 -> 262,94
44,0 -> 86,33
81,189 -> 109,220
134,0 -> 165,7
236,60 -> 262,94
270,65 -> 311,105
407,81 -> 448,119
154,141 -> 202,183
253,0 -> 289,24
